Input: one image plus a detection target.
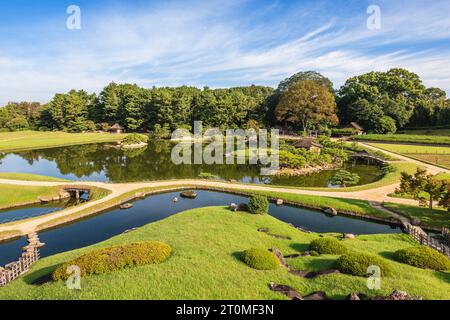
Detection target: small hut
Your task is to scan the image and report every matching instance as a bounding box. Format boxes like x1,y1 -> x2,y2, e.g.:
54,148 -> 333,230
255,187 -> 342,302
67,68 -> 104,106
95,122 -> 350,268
347,122 -> 364,135
109,123 -> 124,134
292,138 -> 323,153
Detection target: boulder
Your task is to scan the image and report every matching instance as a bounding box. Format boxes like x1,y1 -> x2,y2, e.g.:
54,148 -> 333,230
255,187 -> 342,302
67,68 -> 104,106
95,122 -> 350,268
269,283 -> 302,300
172,197 -> 179,203
180,191 -> 198,199
323,207 -> 338,216
373,290 -> 422,301
411,218 -> 421,226
270,248 -> 288,268
346,292 -> 369,300
120,203 -> 133,210
229,203 -> 238,211
276,199 -> 284,206
257,228 -> 269,233
343,233 -> 356,239
302,291 -> 328,300
236,203 -> 249,212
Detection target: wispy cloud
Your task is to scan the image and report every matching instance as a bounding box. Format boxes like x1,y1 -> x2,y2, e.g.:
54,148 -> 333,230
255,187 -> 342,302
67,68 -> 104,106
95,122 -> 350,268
0,0 -> 449,104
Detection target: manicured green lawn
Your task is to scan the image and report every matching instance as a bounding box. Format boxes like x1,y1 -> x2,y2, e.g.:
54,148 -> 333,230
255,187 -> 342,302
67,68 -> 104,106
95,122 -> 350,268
368,143 -> 450,170
0,173 -> 68,182
0,131 -> 126,152
1,207 -> 448,300
401,128 -> 450,136
0,184 -> 60,209
383,203 -> 449,230
355,134 -> 450,145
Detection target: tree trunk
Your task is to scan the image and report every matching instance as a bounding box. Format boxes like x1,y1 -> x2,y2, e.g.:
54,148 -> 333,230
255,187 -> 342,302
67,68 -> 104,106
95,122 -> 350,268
429,195 -> 433,210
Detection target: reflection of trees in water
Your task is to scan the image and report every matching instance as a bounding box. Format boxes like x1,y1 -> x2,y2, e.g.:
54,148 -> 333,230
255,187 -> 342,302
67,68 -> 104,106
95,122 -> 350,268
11,142 -> 261,182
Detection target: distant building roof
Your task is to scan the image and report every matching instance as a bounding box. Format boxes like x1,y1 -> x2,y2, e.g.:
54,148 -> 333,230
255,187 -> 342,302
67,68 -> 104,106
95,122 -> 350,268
110,123 -> 124,130
349,122 -> 364,131
292,138 -> 323,149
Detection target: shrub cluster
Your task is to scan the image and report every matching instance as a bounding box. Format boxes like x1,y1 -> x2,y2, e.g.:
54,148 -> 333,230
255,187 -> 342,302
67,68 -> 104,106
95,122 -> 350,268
310,237 -> 348,255
52,241 -> 171,280
198,172 -> 219,180
336,252 -> 392,277
248,195 -> 269,214
241,248 -> 279,270
121,133 -> 149,145
394,246 -> 450,271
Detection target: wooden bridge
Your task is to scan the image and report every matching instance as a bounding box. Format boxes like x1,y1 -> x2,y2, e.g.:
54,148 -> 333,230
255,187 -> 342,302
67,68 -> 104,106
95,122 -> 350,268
61,185 -> 92,200
348,151 -> 388,165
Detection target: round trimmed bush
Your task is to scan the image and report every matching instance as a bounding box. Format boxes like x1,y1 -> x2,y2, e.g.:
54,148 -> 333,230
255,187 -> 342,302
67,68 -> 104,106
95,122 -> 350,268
248,195 -> 269,214
52,241 -> 171,280
394,246 -> 450,271
336,252 -> 392,277
310,237 -> 348,255
241,248 -> 279,270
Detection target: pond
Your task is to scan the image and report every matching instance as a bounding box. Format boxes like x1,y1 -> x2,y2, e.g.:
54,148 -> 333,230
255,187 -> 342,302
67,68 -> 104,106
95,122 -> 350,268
0,202 -> 67,224
0,142 -> 383,186
0,190 -> 402,266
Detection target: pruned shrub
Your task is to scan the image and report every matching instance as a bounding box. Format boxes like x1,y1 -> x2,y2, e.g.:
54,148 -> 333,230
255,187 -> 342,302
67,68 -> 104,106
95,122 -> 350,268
241,248 -> 279,270
394,246 -> 450,271
52,241 -> 171,280
248,195 -> 269,215
121,133 -> 149,145
310,237 -> 348,255
336,252 -> 392,277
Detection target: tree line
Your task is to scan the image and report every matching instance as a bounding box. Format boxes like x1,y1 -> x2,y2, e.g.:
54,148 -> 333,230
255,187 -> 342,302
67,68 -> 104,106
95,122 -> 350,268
1,68 -> 449,134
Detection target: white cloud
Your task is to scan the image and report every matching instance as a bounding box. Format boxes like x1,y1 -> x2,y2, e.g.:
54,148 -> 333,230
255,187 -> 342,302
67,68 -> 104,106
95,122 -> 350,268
0,0 -> 449,105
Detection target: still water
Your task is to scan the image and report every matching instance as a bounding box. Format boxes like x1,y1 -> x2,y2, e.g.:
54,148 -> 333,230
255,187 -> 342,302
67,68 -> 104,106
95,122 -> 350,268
0,142 -> 383,186
0,190 -> 401,266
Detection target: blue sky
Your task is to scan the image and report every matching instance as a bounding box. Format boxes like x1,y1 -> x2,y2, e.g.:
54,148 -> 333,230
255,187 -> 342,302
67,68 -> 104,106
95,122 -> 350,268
0,0 -> 449,104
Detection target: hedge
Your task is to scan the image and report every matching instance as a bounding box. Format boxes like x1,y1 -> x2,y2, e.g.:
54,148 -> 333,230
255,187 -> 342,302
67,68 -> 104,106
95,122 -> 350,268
52,241 -> 171,280
248,195 -> 269,215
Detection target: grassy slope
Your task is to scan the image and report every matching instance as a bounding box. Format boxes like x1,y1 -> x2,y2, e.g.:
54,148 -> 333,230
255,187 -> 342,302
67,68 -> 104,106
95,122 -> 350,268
354,134 -> 450,145
0,184 -> 60,209
0,131 -> 126,152
383,203 -> 449,230
1,207 -> 448,300
0,173 -> 68,182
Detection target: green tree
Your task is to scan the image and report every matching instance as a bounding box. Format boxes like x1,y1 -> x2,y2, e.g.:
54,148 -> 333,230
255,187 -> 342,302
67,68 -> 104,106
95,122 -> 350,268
338,68 -> 427,129
6,117 -> 29,131
329,170 -> 360,187
398,168 -> 447,209
275,80 -> 338,134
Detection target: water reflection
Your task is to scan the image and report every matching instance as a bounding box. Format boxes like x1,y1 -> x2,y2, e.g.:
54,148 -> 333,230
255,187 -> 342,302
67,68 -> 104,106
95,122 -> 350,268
0,142 -> 383,186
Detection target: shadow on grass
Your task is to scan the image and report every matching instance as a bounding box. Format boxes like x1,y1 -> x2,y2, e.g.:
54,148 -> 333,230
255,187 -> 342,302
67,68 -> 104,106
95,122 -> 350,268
23,264 -> 60,286
289,242 -> 309,253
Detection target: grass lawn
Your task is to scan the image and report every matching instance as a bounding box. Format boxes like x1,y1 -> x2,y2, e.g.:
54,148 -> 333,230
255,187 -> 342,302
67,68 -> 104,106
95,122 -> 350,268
1,207 -> 448,300
368,143 -> 450,170
302,162 -> 419,193
0,173 -> 69,182
0,184 -> 61,209
383,203 -> 449,230
0,131 -> 126,152
400,128 -> 450,136
354,134 -> 450,146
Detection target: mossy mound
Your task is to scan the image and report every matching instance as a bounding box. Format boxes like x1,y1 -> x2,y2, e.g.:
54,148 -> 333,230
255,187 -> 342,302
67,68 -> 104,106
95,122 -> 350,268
310,237 -> 348,255
241,248 -> 279,270
394,246 -> 450,271
336,252 -> 392,277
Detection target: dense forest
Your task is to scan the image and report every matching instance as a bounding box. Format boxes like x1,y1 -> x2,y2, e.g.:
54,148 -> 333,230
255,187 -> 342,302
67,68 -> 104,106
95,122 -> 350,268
1,69 -> 449,134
